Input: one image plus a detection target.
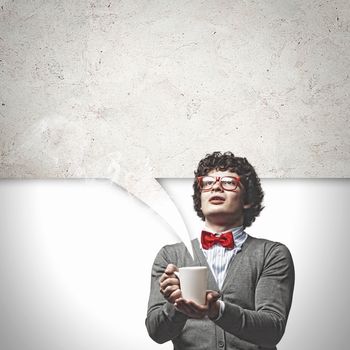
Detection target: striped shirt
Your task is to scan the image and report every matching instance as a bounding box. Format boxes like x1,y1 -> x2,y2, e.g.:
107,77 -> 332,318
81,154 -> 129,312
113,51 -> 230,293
200,225 -> 248,289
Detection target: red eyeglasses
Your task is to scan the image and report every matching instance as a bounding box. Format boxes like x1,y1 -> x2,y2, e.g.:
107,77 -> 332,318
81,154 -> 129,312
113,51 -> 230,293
197,175 -> 241,192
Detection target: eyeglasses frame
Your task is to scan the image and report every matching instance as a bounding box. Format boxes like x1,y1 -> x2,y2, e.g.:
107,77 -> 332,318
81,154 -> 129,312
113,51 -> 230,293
197,175 -> 241,192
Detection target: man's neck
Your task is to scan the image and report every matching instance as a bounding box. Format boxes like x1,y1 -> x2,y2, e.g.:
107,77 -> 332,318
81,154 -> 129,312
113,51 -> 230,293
205,220 -> 243,233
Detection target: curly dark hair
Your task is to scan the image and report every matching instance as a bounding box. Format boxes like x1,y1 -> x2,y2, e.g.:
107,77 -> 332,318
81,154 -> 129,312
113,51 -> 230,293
193,151 -> 264,228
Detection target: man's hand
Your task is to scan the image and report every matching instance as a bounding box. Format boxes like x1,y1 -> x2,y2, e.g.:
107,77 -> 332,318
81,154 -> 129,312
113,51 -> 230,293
159,264 -> 181,304
159,265 -> 221,319
174,290 -> 221,319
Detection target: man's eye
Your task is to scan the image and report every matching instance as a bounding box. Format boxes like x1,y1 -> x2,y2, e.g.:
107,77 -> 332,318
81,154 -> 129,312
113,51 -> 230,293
222,180 -> 234,185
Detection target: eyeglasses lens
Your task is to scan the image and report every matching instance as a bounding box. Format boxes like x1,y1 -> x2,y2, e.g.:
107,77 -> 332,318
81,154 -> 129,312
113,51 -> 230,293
201,176 -> 238,190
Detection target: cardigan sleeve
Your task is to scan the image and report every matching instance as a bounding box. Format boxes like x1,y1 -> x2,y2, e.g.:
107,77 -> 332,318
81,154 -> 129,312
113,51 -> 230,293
214,243 -> 295,347
145,246 -> 188,344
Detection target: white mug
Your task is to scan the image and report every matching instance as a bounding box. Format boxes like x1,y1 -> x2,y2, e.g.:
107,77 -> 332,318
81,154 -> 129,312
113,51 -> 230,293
176,266 -> 208,305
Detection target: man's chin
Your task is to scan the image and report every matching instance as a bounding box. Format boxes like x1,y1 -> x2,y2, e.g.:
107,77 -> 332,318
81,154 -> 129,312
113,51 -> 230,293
205,212 -> 243,227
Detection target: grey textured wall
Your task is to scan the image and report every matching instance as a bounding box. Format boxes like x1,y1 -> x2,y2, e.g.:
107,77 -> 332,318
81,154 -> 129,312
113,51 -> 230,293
1,0 -> 349,184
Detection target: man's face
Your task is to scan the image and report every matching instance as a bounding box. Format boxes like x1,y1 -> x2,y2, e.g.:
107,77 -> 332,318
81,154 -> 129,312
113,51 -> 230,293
200,169 -> 248,228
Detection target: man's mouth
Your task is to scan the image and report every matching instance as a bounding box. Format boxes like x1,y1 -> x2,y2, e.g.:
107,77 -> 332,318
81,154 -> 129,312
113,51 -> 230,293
209,196 -> 225,204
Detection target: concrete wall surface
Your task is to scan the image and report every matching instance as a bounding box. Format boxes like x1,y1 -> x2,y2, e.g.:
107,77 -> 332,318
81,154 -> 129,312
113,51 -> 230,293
0,0 -> 349,182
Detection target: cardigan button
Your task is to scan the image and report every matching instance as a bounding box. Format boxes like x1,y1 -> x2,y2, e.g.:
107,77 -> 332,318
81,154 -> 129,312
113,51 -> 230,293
218,340 -> 225,347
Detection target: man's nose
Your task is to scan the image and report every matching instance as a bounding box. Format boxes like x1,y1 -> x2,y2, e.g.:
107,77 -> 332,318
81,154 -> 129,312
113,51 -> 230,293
212,178 -> 223,191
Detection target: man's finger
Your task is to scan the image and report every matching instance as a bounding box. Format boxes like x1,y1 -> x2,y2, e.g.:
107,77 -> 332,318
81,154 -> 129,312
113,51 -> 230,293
168,289 -> 182,303
206,290 -> 221,303
159,273 -> 168,284
164,264 -> 179,274
160,277 -> 180,290
162,284 -> 179,298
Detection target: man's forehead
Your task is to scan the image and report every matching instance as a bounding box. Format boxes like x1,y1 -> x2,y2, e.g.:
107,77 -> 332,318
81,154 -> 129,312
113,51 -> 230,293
207,168 -> 239,176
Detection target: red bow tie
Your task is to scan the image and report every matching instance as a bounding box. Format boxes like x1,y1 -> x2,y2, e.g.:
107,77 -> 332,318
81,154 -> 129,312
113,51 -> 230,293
201,230 -> 234,250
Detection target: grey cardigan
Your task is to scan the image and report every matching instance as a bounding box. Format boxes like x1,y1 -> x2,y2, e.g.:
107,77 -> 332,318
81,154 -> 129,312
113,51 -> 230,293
145,235 -> 295,350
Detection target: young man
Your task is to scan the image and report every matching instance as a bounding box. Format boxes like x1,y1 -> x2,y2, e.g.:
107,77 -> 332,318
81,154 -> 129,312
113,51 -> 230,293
146,151 -> 295,350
